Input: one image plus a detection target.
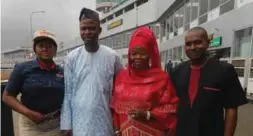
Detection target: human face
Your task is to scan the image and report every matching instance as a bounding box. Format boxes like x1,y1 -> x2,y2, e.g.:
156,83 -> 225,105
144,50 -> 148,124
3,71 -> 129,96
80,19 -> 101,44
35,39 -> 56,60
130,46 -> 150,70
184,31 -> 209,60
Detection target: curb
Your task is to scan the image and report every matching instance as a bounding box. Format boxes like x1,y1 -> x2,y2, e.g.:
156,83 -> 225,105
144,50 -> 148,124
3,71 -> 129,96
247,96 -> 253,103
247,98 -> 253,103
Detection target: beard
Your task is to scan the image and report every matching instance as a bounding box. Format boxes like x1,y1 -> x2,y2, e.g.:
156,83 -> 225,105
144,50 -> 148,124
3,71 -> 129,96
189,52 -> 207,61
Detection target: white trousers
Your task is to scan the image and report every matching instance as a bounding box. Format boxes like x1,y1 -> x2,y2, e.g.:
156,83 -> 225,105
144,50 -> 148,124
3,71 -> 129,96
19,115 -> 60,136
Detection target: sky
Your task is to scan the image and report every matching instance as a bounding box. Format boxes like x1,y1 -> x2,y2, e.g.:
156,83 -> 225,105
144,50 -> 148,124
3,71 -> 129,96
1,0 -> 96,52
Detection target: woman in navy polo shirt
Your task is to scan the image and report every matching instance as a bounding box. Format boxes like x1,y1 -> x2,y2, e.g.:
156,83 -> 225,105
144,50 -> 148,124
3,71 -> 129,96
3,30 -> 64,136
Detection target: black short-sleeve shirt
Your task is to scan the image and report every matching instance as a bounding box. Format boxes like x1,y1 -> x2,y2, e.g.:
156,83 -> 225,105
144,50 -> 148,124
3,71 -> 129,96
171,58 -> 248,136
5,60 -> 64,114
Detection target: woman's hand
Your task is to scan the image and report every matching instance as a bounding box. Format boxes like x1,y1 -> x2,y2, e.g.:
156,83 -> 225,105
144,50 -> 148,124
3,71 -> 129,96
114,130 -> 121,136
128,110 -> 147,121
26,110 -> 45,124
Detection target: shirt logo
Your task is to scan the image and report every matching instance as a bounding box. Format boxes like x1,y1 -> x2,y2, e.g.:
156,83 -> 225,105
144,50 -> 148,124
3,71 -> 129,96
56,73 -> 64,78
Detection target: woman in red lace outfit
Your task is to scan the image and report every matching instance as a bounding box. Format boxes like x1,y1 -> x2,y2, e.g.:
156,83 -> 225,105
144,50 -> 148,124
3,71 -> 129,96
110,27 -> 179,136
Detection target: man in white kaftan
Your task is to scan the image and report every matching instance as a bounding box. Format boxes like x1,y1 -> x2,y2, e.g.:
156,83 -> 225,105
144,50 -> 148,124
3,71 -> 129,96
60,8 -> 123,136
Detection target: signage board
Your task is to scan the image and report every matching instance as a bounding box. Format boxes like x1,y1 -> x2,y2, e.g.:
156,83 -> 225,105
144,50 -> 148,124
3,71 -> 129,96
210,37 -> 222,47
108,19 -> 123,30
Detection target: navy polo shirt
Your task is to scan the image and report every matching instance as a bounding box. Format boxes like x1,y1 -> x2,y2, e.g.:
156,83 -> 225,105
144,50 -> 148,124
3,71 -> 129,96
5,60 -> 64,114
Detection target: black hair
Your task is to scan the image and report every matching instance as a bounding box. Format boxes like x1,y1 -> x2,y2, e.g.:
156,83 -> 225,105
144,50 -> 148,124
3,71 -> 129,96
187,26 -> 209,40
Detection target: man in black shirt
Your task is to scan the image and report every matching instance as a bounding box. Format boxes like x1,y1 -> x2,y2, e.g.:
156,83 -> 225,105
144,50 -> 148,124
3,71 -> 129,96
171,27 -> 248,136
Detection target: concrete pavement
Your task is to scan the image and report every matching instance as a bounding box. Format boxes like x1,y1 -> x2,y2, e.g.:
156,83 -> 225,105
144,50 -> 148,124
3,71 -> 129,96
11,103 -> 253,136
235,103 -> 253,136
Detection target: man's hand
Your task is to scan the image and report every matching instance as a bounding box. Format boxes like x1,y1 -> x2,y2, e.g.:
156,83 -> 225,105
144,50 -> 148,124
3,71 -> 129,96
61,130 -> 72,136
26,110 -> 45,124
128,110 -> 147,121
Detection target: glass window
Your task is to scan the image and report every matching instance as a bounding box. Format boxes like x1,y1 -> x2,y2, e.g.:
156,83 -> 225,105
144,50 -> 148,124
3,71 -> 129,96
191,0 -> 199,21
160,51 -> 165,62
117,34 -> 123,48
185,2 -> 191,24
220,0 -> 234,15
150,25 -> 155,33
172,48 -> 177,60
199,0 -> 208,16
176,47 -> 180,60
156,25 -> 160,39
209,0 -> 219,11
152,24 -> 160,39
184,24 -> 190,31
172,47 -> 183,61
115,35 -> 119,48
101,19 -> 106,24
161,21 -> 166,37
115,10 -> 123,17
165,50 -> 169,61
166,19 -> 170,39
178,46 -> 183,60
233,27 -> 253,57
182,47 -> 188,60
126,31 -> 132,47
136,0 -> 148,7
107,15 -> 113,21
250,69 -> 253,78
252,33 -> 253,56
235,68 -> 244,77
125,3 -> 135,12
174,30 -> 178,37
99,39 -> 105,45
174,10 -> 179,30
108,37 -> 113,48
104,39 -> 108,47
178,5 -> 185,28
199,14 -> 207,25
105,39 -> 108,46
122,33 -> 127,47
169,16 -> 174,33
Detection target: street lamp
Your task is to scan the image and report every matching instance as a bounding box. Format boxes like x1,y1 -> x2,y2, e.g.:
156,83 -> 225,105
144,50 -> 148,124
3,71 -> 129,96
30,11 -> 46,44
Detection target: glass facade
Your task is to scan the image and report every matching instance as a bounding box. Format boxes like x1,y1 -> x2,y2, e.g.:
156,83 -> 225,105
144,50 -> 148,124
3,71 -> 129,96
99,30 -> 134,49
233,27 -> 253,57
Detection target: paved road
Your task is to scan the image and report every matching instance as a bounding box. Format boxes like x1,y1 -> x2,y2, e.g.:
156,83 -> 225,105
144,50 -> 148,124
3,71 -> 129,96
235,102 -> 253,136
11,103 -> 253,136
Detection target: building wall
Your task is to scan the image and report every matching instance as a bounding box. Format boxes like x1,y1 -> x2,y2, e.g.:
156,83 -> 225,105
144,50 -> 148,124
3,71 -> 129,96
155,0 -> 176,19
100,0 -> 176,38
100,0 -> 154,38
2,49 -> 34,63
160,2 -> 253,52
58,0 -> 253,62
4,50 -> 25,60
